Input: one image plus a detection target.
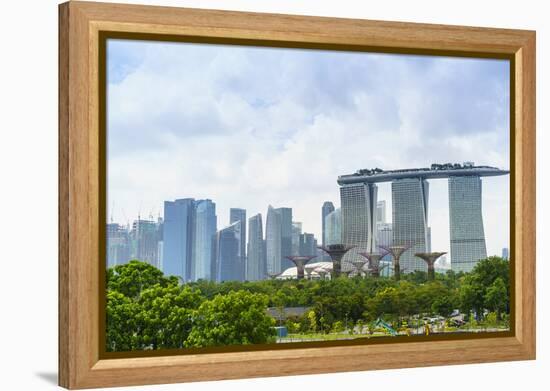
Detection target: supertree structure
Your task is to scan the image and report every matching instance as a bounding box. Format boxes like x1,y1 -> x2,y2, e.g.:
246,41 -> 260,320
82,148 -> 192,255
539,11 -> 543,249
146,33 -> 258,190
267,272 -> 281,280
351,260 -> 367,277
317,244 -> 355,278
315,268 -> 329,280
359,251 -> 388,278
341,270 -> 353,278
285,256 -> 317,280
304,264 -> 318,280
379,245 -> 410,281
414,252 -> 446,280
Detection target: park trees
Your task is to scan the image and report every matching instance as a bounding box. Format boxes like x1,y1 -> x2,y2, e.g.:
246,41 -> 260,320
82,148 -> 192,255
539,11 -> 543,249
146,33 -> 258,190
458,257 -> 510,320
484,277 -> 508,319
107,260 -> 178,298
185,290 -> 276,347
137,285 -> 204,349
106,290 -> 141,352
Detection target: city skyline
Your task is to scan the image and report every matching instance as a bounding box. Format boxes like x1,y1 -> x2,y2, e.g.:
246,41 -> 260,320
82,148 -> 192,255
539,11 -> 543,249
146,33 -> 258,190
107,174 -> 505,277
107,39 -> 510,260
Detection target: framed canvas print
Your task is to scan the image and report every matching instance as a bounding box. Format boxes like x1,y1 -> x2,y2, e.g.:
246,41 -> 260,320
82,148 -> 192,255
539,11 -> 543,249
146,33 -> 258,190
58,1 -> 536,389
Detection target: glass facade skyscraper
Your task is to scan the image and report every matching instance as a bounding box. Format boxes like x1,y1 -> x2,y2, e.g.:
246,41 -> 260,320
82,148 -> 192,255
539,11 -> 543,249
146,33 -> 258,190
291,222 -> 302,256
265,205 -> 282,274
449,176 -> 487,272
377,200 -> 386,224
299,232 -> 317,256
215,221 -> 241,282
277,207 -> 293,270
340,183 -> 378,266
247,213 -> 265,281
130,219 -> 159,268
392,178 -> 429,272
265,205 -> 293,274
324,208 -> 341,246
163,198 -> 196,282
106,223 -> 130,267
229,208 -> 246,281
321,201 -> 335,246
192,200 -> 217,281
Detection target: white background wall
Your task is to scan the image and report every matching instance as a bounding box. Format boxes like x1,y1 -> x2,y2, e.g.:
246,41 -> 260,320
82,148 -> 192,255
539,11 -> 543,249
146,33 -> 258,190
0,0 -> 547,389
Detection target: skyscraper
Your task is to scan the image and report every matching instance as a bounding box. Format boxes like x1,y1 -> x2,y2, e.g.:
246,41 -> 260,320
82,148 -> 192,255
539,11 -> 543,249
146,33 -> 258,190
106,223 -> 130,267
265,206 -> 293,274
291,222 -> 302,256
321,201 -> 335,246
449,176 -> 487,272
192,200 -> 217,280
215,221 -> 241,282
340,183 -> 378,264
155,217 -> 163,270
247,213 -> 265,281
502,247 -> 509,260
299,232 -> 317,256
277,207 -> 293,270
229,208 -> 246,281
130,218 -> 159,267
377,200 -> 387,224
324,208 -> 342,246
265,205 -> 281,275
392,178 -> 429,272
163,198 -> 195,282
376,222 -> 393,248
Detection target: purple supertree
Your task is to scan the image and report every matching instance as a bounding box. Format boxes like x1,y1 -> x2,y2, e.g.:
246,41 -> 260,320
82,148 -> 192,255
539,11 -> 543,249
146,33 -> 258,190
415,252 -> 447,280
285,256 -> 317,280
317,244 -> 355,278
304,264 -> 318,280
351,260 -> 367,277
266,272 -> 281,280
315,268 -> 329,280
379,245 -> 411,281
359,251 -> 388,278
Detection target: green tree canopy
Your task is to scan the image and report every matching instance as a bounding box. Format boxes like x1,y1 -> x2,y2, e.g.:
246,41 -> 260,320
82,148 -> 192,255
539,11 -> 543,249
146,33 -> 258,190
185,290 -> 276,347
107,260 -> 178,298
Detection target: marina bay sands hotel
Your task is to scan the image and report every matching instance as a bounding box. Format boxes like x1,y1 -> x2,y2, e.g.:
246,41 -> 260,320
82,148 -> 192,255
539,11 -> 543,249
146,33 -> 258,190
337,162 -> 509,273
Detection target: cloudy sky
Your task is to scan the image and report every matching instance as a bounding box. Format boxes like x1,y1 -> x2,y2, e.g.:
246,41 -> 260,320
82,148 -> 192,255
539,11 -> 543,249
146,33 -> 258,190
106,39 -> 510,259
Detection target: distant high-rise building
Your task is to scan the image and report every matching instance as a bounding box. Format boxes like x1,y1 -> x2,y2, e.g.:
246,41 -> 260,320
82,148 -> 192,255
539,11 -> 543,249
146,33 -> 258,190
155,217 -> 164,270
449,176 -> 487,272
215,221 -> 241,282
192,200 -> 217,280
265,206 -> 282,275
130,219 -> 159,267
277,207 -> 293,270
247,214 -> 265,281
163,199 -> 195,282
392,178 -> 429,272
324,208 -> 341,246
291,222 -> 302,256
321,201 -> 335,246
377,223 -> 393,248
106,223 -> 130,267
436,255 -> 449,269
427,226 -> 432,253
299,233 -> 317,256
229,208 -> 246,281
265,205 -> 293,274
338,163 -> 508,275
377,200 -> 387,224
340,183 -> 378,265
502,247 -> 509,260
157,241 -> 164,271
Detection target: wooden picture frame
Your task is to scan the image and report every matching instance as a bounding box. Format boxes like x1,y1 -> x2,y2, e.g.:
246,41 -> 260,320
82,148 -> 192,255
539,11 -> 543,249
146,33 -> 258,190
59,1 -> 536,389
